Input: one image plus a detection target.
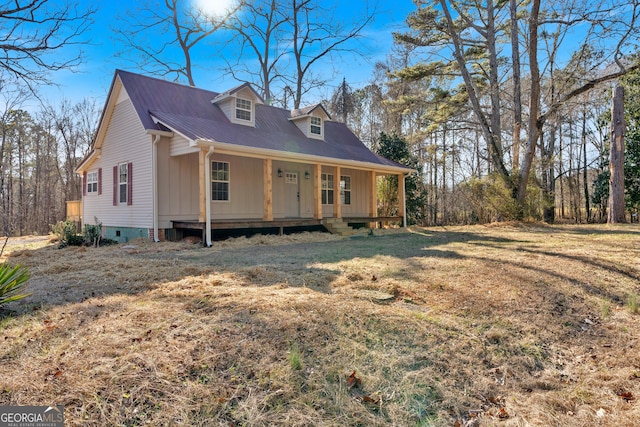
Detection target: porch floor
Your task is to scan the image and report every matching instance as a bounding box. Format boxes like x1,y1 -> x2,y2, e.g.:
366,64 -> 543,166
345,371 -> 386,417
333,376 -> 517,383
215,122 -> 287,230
171,216 -> 403,240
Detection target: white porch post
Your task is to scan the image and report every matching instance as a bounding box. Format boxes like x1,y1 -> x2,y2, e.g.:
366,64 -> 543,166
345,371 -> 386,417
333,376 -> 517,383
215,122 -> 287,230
204,147 -> 214,246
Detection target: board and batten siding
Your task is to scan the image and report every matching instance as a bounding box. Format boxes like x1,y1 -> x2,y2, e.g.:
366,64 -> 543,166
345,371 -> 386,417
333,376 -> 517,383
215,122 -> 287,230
82,97 -> 153,229
211,154 -> 264,220
158,143 -> 200,227
321,167 -> 371,218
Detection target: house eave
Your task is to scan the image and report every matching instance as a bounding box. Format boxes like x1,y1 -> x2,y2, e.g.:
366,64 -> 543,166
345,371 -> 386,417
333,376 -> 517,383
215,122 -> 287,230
193,138 -> 413,175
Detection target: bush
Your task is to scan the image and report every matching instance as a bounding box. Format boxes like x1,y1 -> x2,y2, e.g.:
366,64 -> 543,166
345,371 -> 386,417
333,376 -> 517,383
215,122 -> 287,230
0,263 -> 31,307
53,219 -> 116,248
53,220 -> 84,248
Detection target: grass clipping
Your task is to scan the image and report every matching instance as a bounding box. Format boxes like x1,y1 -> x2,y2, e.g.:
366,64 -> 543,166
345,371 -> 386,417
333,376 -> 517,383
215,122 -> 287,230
1,225 -> 640,426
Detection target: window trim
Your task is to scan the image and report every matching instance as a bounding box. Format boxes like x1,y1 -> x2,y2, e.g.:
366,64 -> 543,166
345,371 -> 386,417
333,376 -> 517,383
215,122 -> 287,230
118,163 -> 128,204
340,175 -> 351,205
87,171 -> 99,194
321,173 -> 334,205
235,97 -> 252,122
310,116 -> 322,136
211,160 -> 230,202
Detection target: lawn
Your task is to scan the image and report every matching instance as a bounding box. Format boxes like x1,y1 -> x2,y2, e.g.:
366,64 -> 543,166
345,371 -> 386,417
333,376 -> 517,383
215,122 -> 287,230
1,224 -> 639,426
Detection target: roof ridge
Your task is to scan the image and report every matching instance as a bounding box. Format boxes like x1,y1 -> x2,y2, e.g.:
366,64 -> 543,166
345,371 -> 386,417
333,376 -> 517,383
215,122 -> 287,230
116,69 -> 220,96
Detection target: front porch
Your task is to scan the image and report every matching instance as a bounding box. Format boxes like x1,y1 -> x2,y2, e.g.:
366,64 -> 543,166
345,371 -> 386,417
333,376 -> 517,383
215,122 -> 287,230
171,216 -> 403,242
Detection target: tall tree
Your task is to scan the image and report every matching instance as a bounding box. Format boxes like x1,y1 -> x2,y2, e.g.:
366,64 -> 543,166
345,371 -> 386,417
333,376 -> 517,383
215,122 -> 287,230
608,86 -> 626,223
115,0 -> 240,86
0,0 -> 95,91
394,0 -> 640,219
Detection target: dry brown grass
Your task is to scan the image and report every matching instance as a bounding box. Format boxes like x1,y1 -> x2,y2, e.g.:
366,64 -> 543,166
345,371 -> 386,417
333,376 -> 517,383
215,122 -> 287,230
1,224 -> 640,426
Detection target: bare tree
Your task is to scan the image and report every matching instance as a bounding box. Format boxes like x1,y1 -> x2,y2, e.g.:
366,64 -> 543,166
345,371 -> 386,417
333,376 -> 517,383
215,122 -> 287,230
222,0 -> 289,102
115,0 -> 240,86
609,86 -> 626,223
0,0 -> 94,91
287,0 -> 374,109
396,0 -> 640,218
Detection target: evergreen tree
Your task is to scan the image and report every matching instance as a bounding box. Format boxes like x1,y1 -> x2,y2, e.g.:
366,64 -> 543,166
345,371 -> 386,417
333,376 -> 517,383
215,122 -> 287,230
375,132 -> 427,225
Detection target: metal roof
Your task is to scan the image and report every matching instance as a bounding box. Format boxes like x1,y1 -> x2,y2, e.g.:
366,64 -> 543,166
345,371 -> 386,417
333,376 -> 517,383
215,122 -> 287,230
116,70 -> 411,172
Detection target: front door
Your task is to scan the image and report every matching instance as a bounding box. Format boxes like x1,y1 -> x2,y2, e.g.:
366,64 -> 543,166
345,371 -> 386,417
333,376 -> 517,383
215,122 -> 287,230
285,171 -> 300,217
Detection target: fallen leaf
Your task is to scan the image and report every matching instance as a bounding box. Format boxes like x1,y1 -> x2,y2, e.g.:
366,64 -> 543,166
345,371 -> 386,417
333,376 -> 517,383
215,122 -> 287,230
498,407 -> 509,419
454,420 -> 462,427
362,395 -> 380,405
346,371 -> 361,389
618,390 -> 635,402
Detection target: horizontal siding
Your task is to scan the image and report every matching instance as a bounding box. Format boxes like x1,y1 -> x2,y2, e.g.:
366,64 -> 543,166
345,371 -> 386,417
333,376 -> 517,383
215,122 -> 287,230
169,134 -> 199,156
82,98 -> 153,229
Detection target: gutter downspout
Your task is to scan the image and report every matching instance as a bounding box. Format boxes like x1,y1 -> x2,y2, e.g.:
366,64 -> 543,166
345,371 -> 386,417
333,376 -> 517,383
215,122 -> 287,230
204,146 -> 214,247
403,173 -> 407,228
152,134 -> 161,242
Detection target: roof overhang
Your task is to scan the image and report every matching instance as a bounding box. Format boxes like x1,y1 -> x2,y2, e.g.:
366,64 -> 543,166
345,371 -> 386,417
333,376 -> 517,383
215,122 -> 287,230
192,138 -> 414,175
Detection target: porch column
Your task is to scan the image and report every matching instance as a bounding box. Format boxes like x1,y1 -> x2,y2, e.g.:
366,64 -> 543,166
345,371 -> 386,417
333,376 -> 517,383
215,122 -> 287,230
263,159 -> 273,221
333,165 -> 341,218
369,171 -> 378,229
398,173 -> 406,227
314,163 -> 322,219
198,149 -> 207,222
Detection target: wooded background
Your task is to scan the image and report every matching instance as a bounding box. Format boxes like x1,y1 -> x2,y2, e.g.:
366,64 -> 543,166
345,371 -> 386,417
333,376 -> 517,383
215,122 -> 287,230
2,0 -> 640,237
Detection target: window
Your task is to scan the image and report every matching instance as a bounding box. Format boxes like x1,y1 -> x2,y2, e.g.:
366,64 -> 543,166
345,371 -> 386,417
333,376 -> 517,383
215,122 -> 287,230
87,171 -> 98,194
310,116 -> 322,135
340,175 -> 351,205
119,163 -> 128,204
285,172 -> 298,184
235,98 -> 252,121
212,161 -> 230,201
321,173 -> 334,205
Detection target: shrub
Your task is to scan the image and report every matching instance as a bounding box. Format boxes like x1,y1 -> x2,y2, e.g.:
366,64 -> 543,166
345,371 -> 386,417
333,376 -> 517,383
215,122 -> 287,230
0,263 -> 31,307
53,219 -> 116,248
53,220 -> 84,248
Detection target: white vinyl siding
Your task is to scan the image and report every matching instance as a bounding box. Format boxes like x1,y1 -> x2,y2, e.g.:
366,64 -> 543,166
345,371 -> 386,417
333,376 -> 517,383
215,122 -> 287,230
81,96 -> 153,230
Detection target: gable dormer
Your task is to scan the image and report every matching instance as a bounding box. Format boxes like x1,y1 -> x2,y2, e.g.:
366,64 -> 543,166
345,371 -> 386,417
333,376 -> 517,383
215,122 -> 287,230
289,104 -> 331,140
211,83 -> 264,127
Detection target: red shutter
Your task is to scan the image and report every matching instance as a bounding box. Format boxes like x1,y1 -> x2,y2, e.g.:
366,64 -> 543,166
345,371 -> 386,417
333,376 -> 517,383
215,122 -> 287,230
82,171 -> 87,196
113,166 -> 117,206
127,162 -> 133,205
98,168 -> 102,195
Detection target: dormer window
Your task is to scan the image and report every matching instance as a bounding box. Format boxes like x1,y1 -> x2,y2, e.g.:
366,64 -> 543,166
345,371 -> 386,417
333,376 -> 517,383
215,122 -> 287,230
211,83 -> 263,127
289,103 -> 331,140
310,116 -> 322,136
236,98 -> 252,121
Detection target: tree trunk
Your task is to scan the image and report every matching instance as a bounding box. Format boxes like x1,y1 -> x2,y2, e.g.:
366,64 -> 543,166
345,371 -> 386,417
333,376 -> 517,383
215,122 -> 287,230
510,0 -> 522,171
608,86 -> 626,223
582,110 -> 590,222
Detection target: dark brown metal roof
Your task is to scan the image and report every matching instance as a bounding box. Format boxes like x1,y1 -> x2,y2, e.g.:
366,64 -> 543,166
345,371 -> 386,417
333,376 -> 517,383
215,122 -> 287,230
116,70 -> 410,171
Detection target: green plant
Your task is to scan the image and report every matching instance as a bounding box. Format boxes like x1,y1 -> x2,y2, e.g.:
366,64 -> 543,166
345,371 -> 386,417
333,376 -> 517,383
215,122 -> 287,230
288,342 -> 303,371
0,263 -> 31,307
53,220 -> 84,248
84,217 -> 102,247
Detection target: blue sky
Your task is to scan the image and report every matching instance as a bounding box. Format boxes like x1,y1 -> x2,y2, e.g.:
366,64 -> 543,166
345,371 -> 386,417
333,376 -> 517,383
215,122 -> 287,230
39,0 -> 417,108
